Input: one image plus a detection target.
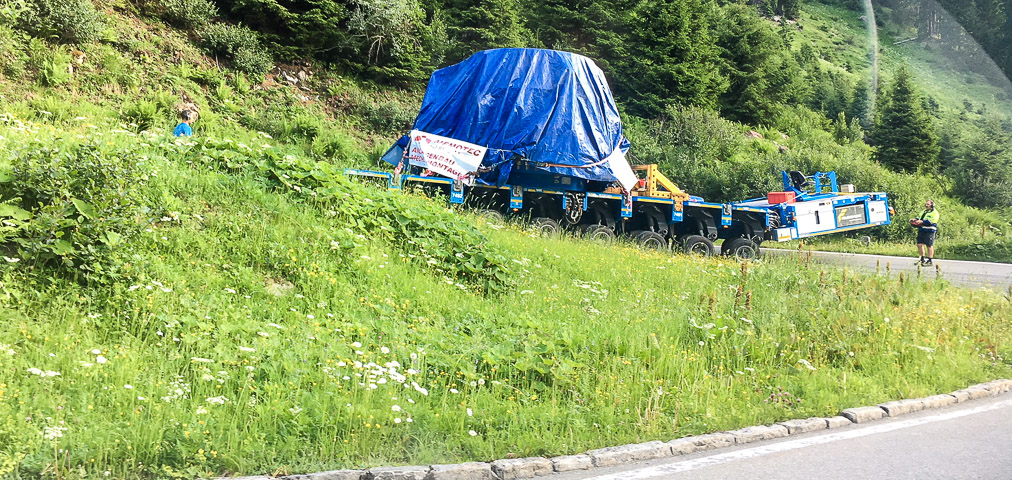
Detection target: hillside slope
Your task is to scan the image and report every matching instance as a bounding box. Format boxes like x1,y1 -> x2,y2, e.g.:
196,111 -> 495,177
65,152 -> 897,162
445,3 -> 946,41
1,1 -> 1012,478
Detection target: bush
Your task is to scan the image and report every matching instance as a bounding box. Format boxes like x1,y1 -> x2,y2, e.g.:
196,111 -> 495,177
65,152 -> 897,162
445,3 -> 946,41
18,0 -> 103,44
0,137 -> 147,283
198,23 -> 273,76
160,0 -> 217,28
121,99 -> 163,132
37,50 -> 72,87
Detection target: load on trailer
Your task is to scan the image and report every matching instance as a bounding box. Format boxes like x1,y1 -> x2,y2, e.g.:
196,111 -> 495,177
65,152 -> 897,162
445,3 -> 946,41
345,48 -> 892,258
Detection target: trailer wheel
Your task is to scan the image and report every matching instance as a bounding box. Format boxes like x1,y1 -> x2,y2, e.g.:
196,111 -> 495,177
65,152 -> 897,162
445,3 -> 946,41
683,235 -> 715,257
721,237 -> 761,259
581,225 -> 616,243
478,209 -> 505,222
532,217 -> 561,236
632,230 -> 668,250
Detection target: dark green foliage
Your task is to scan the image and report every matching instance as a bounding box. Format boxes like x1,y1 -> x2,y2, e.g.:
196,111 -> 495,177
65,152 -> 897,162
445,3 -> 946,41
160,0 -> 218,28
946,117 -> 1012,208
870,67 -> 940,173
221,0 -> 443,83
606,0 -> 727,117
17,0 -> 103,44
0,138 -> 146,284
198,22 -> 273,75
446,0 -> 538,58
714,4 -> 806,124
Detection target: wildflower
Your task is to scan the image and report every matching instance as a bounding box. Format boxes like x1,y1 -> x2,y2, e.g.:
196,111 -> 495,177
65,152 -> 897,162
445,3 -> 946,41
124,384 -> 133,390
41,426 -> 67,441
381,347 -> 390,354
257,332 -> 270,338
406,417 -> 413,423
268,323 -> 283,329
91,349 -> 102,355
392,405 -> 402,412
412,382 -> 429,396
0,343 -> 14,355
80,361 -> 94,368
698,341 -> 705,347
289,406 -> 303,415
224,288 -> 236,294
239,346 -> 256,353
469,430 -> 478,436
394,418 -> 402,424
190,357 -> 213,363
450,388 -> 459,394
205,396 -> 229,405
196,406 -> 208,415
352,342 -> 362,348
797,359 -> 816,371
466,408 -> 473,416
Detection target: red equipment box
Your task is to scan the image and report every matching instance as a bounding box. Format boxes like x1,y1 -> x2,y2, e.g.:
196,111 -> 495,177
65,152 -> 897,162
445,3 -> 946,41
767,191 -> 796,204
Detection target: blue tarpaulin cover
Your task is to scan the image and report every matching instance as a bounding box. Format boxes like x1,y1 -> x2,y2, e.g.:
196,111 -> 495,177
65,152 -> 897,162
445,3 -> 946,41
384,48 -> 632,187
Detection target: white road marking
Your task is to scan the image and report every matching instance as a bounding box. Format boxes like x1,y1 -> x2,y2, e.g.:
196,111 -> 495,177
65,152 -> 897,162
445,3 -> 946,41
585,397 -> 1012,480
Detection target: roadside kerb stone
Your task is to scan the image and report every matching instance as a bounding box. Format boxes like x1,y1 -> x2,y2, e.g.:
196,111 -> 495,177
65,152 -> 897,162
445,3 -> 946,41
778,418 -> 829,435
983,379 -> 1012,393
490,458 -> 553,479
366,466 -> 430,480
840,406 -> 885,423
586,441 -> 672,467
666,432 -> 736,456
878,399 -> 924,417
550,455 -> 593,472
428,462 -> 495,480
294,471 -> 365,480
952,386 -> 991,402
919,394 -> 957,409
950,389 -> 972,403
689,432 -> 735,450
729,425 -> 789,444
825,416 -> 854,429
667,438 -> 698,455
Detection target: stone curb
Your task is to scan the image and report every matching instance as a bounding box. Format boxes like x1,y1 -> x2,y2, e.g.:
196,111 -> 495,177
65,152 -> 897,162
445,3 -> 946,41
216,379 -> 1011,480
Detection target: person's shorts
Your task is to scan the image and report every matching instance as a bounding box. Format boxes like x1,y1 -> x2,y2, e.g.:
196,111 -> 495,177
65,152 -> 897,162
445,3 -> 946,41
917,229 -> 936,247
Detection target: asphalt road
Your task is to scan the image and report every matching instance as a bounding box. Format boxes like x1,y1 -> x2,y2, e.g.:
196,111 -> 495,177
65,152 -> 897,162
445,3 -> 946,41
548,393 -> 1012,480
765,249 -> 1012,290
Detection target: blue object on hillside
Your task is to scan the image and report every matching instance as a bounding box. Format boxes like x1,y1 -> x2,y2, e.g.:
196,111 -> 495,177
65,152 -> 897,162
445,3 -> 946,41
383,48 -> 629,187
173,122 -> 193,137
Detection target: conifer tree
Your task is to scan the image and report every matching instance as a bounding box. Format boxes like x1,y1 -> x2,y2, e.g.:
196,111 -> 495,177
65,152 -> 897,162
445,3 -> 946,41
870,66 -> 940,173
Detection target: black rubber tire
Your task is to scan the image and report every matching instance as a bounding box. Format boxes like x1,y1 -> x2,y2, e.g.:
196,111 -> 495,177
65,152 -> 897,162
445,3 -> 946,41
532,217 -> 561,236
682,235 -> 715,257
632,230 -> 668,250
477,209 -> 505,222
581,225 -> 616,243
721,237 -> 762,259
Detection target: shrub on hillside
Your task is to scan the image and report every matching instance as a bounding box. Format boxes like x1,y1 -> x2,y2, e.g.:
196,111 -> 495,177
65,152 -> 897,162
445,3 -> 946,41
0,136 -> 147,283
18,0 -> 102,44
198,23 -> 272,76
160,0 -> 217,28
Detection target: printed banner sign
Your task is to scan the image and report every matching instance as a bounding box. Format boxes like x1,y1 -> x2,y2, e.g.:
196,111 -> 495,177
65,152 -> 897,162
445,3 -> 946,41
408,130 -> 487,182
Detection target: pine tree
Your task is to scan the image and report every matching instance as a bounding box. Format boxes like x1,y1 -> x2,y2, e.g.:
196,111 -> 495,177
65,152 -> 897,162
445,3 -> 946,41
870,67 -> 940,173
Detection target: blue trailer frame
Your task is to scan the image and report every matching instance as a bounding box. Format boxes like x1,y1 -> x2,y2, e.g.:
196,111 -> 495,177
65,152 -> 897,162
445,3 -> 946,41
343,167 -> 892,258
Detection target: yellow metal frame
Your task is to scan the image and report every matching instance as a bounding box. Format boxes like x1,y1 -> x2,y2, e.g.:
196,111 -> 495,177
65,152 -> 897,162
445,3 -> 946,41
630,165 -> 690,203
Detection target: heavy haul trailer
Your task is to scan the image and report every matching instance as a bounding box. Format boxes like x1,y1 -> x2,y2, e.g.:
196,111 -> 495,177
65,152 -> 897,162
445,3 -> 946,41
344,48 -> 892,258
344,164 -> 892,258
